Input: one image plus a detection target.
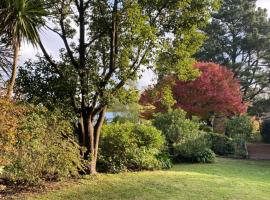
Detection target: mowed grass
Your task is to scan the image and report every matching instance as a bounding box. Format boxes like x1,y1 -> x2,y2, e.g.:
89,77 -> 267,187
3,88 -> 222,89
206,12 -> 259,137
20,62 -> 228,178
26,158 -> 270,200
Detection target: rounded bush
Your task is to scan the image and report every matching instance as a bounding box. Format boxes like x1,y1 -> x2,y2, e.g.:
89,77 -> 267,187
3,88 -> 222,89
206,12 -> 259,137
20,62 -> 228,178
226,116 -> 253,140
195,148 -> 215,163
173,134 -> 214,163
152,109 -> 200,144
153,109 -> 215,163
205,132 -> 235,155
98,122 -> 168,173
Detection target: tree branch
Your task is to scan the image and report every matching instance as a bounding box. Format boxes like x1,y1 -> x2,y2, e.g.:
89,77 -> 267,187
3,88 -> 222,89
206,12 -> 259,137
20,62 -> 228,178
59,3 -> 79,69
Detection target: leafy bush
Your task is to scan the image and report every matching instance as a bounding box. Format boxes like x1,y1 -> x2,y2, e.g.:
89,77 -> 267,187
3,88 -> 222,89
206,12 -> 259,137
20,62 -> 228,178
156,152 -> 173,169
98,122 -> 168,173
173,134 -> 215,163
0,100 -> 83,185
226,115 -> 253,140
261,119 -> 270,143
153,109 -> 200,144
152,109 -> 215,163
0,99 -> 28,166
205,132 -> 235,155
195,148 -> 216,163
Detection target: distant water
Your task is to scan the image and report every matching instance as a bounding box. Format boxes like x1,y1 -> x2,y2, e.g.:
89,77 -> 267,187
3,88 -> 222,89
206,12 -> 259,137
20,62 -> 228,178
105,112 -> 115,121
105,112 -> 122,122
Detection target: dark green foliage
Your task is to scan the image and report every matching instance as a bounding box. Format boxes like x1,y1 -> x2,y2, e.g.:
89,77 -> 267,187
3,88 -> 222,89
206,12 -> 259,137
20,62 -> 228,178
98,122 -> 168,173
197,0 -> 270,101
152,109 -> 215,163
16,59 -> 76,117
205,132 -> 248,158
261,119 -> 270,143
173,134 -> 215,163
195,148 -> 216,163
153,109 -> 200,144
205,132 -> 235,155
156,152 -> 173,169
226,116 -> 253,140
1,106 -> 83,185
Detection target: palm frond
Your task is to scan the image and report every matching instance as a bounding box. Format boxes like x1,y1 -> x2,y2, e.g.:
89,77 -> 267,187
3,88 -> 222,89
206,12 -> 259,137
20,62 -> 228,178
0,0 -> 46,47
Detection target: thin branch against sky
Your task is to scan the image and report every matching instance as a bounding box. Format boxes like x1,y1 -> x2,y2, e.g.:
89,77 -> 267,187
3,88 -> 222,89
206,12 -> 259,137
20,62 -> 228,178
18,1 -> 270,89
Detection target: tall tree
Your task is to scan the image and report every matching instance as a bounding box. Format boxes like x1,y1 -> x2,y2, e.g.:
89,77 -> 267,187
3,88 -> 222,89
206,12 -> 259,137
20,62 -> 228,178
196,0 -> 270,101
38,0 -> 220,174
0,0 -> 46,99
140,62 -> 247,120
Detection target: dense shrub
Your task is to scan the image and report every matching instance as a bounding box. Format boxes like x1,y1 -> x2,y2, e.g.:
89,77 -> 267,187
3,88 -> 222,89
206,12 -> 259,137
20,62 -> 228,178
226,115 -> 254,140
152,109 -> 215,163
261,119 -> 270,143
174,134 -> 215,163
0,99 -> 28,166
205,132 -> 235,155
195,148 -> 216,163
152,109 -> 200,144
0,100 -> 83,185
98,122 -> 168,173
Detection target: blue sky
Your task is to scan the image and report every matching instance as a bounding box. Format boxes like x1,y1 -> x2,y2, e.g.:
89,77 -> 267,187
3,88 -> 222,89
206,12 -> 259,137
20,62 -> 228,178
19,1 -> 270,89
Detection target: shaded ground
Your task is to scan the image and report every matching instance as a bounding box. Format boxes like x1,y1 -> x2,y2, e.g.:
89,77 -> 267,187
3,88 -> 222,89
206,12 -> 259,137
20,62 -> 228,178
4,158 -> 270,200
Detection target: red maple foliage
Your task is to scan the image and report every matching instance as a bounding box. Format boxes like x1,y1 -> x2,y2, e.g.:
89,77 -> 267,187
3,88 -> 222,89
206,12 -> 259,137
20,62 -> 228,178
140,62 -> 247,119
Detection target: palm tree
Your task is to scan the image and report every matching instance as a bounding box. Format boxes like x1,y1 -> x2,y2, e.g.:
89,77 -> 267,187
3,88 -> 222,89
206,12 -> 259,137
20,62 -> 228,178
0,0 -> 45,99
0,36 -> 12,81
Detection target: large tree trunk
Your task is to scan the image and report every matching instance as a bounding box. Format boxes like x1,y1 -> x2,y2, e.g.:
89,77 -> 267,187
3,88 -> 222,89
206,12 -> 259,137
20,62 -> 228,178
78,106 -> 107,174
6,43 -> 19,100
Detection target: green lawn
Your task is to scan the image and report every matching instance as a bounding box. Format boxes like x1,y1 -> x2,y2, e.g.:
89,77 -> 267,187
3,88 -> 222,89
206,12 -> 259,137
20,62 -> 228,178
26,158 -> 270,200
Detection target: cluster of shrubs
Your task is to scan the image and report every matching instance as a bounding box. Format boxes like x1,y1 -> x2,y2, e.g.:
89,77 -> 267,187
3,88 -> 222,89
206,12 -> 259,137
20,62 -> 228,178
102,109 -> 257,168
151,109 -> 258,163
0,99 -> 83,185
0,99 -> 259,186
0,99 -> 171,184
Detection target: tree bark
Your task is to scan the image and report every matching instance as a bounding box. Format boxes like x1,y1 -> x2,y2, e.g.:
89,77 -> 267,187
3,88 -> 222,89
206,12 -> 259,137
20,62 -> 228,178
78,106 -> 107,174
6,43 -> 19,100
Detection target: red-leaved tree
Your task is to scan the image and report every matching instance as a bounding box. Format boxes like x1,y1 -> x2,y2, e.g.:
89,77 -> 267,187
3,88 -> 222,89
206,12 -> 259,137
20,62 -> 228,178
140,62 -> 247,119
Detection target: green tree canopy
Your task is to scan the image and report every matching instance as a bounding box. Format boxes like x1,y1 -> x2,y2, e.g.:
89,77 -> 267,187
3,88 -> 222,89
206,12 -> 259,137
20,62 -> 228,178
196,0 -> 270,101
19,0 -> 220,174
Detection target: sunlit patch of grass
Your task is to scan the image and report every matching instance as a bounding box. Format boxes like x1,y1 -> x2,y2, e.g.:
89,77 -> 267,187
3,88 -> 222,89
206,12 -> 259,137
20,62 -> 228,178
25,158 -> 270,200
